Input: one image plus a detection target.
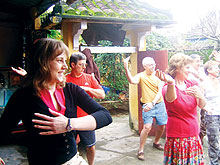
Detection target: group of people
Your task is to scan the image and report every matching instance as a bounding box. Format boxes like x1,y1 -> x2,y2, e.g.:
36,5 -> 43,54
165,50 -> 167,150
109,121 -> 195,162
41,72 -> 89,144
1,37 -> 220,165
123,51 -> 220,165
0,38 -> 112,165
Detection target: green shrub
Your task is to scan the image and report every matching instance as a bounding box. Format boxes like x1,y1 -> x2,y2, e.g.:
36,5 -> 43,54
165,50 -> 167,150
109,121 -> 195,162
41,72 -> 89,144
94,40 -> 129,101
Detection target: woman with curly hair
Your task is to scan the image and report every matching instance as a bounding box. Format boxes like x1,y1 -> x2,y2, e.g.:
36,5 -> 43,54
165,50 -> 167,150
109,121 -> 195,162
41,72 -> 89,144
156,53 -> 206,164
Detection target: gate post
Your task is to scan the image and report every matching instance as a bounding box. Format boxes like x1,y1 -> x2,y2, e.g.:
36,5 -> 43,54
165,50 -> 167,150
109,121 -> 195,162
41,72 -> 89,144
125,27 -> 150,132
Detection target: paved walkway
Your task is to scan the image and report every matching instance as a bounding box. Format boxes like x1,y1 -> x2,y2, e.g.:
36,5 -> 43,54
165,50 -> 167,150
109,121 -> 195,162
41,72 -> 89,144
0,113 -> 211,164
95,114 -> 210,165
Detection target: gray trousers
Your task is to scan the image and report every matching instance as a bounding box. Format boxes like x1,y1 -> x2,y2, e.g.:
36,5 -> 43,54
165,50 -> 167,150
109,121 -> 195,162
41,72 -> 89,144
206,115 -> 220,165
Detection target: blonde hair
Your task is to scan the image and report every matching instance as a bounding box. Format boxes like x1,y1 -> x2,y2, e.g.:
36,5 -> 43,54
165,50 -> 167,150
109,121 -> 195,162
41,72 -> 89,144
204,60 -> 219,75
166,53 -> 193,78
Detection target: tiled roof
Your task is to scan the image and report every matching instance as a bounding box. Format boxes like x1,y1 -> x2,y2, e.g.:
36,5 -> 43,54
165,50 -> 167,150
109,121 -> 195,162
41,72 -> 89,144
62,0 -> 172,20
40,0 -> 174,29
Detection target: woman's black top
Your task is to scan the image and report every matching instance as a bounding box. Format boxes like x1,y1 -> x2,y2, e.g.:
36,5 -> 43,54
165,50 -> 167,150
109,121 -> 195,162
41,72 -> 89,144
0,83 -> 112,165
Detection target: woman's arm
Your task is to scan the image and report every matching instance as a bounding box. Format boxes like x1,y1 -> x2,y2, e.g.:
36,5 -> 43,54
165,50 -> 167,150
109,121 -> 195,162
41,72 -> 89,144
33,109 -> 98,135
33,84 -> 112,135
73,85 -> 112,128
155,69 -> 176,102
165,81 -> 176,102
32,90 -> 113,135
197,95 -> 206,109
185,85 -> 206,109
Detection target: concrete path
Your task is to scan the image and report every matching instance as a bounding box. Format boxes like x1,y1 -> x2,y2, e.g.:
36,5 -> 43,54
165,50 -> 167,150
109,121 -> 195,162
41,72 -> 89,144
95,114 -> 210,165
95,114 -> 164,165
0,113 -> 211,164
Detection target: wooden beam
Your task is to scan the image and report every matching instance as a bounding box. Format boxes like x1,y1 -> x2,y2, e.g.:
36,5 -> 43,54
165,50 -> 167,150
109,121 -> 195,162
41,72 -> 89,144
80,46 -> 136,53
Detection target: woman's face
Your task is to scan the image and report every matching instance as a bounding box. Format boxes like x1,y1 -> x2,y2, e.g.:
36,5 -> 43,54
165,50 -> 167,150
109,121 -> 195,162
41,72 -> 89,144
208,64 -> 220,78
176,64 -> 191,80
193,57 -> 201,70
49,52 -> 68,84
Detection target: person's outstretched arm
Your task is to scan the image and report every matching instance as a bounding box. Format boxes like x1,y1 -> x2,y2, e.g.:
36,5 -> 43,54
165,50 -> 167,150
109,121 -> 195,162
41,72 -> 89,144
11,67 -> 27,76
123,56 -> 140,84
155,69 -> 176,102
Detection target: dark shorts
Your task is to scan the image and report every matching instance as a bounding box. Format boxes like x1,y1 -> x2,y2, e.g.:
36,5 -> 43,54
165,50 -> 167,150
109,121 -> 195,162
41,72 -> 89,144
76,130 -> 96,147
142,101 -> 167,125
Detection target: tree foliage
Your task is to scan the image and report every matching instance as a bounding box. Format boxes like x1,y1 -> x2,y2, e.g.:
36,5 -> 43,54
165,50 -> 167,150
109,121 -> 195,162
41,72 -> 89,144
146,32 -> 174,50
184,48 -> 213,64
93,40 -> 129,101
182,10 -> 220,63
47,30 -> 63,40
186,9 -> 220,52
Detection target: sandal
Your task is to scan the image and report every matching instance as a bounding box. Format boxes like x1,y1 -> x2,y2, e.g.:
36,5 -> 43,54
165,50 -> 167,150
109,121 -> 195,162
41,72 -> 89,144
153,143 -> 164,151
137,151 -> 145,161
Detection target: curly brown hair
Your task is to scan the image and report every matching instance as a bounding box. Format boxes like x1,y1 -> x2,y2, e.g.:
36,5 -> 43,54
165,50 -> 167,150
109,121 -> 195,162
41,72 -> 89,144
166,53 -> 193,78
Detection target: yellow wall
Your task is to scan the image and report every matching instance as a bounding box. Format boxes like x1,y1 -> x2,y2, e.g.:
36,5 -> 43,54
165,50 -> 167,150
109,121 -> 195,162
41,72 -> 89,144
62,22 -> 76,54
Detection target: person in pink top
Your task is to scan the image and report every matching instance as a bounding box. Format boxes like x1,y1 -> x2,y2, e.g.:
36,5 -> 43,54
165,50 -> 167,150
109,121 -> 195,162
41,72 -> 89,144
0,38 -> 112,165
11,52 -> 105,165
156,53 -> 206,165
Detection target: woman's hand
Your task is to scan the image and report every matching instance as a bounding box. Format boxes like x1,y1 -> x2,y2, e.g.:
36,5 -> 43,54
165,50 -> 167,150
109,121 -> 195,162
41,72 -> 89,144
11,67 -> 27,76
186,85 -> 206,109
32,109 -> 68,135
185,86 -> 203,99
156,69 -> 177,102
0,157 -> 5,165
155,69 -> 175,84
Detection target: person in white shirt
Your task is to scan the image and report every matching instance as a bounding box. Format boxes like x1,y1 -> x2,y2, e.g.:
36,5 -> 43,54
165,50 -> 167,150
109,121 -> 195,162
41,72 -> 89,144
201,60 -> 220,165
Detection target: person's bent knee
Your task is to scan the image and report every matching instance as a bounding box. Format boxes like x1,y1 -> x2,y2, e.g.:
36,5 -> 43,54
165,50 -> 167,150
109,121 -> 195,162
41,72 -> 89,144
86,145 -> 95,151
143,124 -> 152,132
158,125 -> 165,130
